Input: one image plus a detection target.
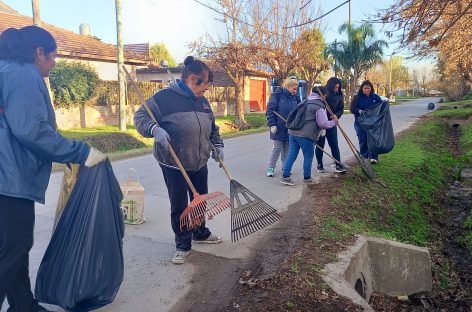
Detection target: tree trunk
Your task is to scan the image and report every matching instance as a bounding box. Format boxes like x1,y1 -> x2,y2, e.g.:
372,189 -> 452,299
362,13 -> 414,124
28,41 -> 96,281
234,75 -> 248,130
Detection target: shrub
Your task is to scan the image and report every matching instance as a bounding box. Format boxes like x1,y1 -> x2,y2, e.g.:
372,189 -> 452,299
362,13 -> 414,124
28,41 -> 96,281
94,81 -> 163,107
50,61 -> 99,107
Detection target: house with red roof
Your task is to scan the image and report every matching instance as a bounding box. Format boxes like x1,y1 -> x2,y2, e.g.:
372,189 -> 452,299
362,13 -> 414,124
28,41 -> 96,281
0,2 -> 149,80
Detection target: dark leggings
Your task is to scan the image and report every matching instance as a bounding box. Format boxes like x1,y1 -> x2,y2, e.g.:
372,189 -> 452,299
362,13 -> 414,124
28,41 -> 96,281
0,194 -> 40,312
160,165 -> 212,251
315,126 -> 341,165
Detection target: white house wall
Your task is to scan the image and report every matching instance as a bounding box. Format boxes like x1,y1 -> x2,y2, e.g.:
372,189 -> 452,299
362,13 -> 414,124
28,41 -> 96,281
57,57 -> 135,81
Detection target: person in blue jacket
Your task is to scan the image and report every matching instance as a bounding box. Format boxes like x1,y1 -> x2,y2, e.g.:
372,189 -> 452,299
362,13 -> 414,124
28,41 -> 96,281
0,26 -> 105,312
265,77 -> 300,177
350,80 -> 383,163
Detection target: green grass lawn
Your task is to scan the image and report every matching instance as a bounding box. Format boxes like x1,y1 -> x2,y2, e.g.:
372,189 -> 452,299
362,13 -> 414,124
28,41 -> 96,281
59,113 -> 269,154
320,98 -> 472,253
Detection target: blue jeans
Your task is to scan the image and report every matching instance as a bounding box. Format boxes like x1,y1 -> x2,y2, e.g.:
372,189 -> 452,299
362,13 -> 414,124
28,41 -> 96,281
354,121 -> 378,160
315,126 -> 341,165
282,135 -> 315,179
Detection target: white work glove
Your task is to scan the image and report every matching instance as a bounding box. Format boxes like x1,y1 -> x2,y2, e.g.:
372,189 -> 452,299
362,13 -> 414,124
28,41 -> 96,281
319,129 -> 326,138
270,126 -> 277,134
211,146 -> 224,162
84,148 -> 106,167
153,127 -> 170,150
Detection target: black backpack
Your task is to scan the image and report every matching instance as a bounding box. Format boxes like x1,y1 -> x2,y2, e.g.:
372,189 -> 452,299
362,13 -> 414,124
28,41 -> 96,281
286,100 -> 308,130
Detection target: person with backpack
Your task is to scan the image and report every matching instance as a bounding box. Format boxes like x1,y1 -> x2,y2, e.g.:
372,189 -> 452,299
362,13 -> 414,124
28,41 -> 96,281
315,77 -> 346,173
0,26 -> 105,312
280,86 -> 338,186
265,77 -> 300,177
350,80 -> 383,164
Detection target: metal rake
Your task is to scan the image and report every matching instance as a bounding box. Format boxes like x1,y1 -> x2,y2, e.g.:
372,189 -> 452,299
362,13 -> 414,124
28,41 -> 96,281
212,146 -> 282,242
315,87 -> 375,181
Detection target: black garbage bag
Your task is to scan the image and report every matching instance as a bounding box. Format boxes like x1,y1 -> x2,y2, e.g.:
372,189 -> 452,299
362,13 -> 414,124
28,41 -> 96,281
35,159 -> 124,311
358,101 -> 395,154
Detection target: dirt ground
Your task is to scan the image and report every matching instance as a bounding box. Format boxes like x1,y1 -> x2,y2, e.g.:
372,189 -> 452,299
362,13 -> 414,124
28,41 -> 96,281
170,164 -> 472,312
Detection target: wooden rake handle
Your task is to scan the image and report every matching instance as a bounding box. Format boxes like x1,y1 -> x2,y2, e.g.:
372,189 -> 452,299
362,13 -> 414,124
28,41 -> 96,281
122,66 -> 199,196
315,87 -> 362,159
210,144 -> 234,181
272,110 -> 343,166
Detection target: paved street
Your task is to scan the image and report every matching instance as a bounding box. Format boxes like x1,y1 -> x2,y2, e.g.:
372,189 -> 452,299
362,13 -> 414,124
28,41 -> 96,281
1,97 -> 438,312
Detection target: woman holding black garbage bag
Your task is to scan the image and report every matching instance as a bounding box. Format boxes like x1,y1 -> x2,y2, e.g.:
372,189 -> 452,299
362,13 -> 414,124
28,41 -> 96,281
350,80 -> 383,164
0,26 -> 105,312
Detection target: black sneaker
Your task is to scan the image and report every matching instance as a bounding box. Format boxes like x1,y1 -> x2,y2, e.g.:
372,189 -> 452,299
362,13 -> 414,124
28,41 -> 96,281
316,164 -> 325,173
335,165 -> 347,173
370,159 -> 378,164
280,176 -> 295,186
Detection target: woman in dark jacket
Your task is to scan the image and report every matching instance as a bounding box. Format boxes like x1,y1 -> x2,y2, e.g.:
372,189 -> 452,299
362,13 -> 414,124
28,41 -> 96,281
315,77 -> 346,173
350,80 -> 383,163
134,56 -> 224,265
265,77 -> 300,177
0,26 -> 105,312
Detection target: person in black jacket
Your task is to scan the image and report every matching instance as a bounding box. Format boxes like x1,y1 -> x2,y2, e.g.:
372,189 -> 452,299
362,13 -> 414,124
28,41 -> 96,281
315,77 -> 346,173
134,56 -> 223,265
265,77 -> 300,177
350,80 -> 383,163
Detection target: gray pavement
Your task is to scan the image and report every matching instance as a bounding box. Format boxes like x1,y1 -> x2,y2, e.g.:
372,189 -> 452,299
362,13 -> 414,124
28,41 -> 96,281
1,97 -> 438,312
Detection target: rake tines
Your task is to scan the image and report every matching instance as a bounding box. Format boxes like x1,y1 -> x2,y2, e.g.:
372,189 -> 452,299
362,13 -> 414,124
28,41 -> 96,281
230,180 -> 281,242
179,192 -> 231,231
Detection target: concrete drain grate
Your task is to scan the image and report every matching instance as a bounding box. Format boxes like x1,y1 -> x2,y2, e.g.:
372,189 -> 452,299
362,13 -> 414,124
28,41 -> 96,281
322,235 -> 432,311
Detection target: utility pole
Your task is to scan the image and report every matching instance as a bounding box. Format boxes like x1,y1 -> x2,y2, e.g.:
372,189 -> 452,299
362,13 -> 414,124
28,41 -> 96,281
115,0 -> 126,131
31,0 -> 41,26
348,0 -> 351,25
388,53 -> 393,98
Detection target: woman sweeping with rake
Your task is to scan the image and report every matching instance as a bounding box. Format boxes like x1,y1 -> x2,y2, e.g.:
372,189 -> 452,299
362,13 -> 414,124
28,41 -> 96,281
134,56 -> 225,264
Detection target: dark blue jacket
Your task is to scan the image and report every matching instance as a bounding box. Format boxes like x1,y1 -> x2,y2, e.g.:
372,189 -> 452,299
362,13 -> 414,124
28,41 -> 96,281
0,61 -> 90,203
266,87 -> 299,141
350,92 -> 382,123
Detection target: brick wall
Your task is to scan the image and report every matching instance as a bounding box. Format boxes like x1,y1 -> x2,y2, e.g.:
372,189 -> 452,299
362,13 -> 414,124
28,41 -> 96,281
55,102 -> 233,129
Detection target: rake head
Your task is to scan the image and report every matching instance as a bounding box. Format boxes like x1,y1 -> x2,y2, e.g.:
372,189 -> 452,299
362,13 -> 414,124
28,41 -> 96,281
180,192 -> 231,231
355,153 -> 375,181
230,180 -> 281,242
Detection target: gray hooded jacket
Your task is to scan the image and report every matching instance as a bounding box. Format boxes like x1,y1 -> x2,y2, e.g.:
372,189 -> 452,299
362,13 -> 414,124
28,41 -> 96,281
288,93 -> 326,141
134,80 -> 223,171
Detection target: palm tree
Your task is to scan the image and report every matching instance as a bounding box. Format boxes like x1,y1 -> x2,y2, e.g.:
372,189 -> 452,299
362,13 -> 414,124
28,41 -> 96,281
326,23 -> 388,97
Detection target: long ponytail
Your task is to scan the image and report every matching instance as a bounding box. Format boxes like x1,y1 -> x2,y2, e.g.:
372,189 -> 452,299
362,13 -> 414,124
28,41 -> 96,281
0,26 -> 56,64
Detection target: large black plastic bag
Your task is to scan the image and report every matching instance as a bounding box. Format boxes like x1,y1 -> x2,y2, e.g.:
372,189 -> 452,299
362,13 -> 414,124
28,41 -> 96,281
35,159 -> 124,311
358,101 -> 395,154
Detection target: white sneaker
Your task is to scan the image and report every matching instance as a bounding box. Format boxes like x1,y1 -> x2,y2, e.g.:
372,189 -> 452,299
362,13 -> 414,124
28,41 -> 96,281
193,234 -> 223,244
172,250 -> 191,264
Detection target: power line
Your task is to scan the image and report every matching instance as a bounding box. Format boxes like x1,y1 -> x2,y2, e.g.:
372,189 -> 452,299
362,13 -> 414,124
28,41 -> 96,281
300,0 -> 312,10
284,0 -> 350,29
192,0 -> 254,28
